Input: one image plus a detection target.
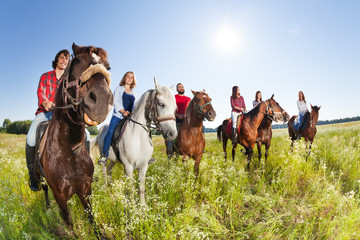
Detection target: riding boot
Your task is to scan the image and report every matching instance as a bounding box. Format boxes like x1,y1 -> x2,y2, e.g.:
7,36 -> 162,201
25,143 -> 41,191
232,128 -> 237,144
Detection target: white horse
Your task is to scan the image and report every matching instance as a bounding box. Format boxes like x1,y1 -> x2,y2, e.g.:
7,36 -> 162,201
91,78 -> 177,204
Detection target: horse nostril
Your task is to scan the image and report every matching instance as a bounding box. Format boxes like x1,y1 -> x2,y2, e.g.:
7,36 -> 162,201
89,91 -> 97,103
167,131 -> 174,138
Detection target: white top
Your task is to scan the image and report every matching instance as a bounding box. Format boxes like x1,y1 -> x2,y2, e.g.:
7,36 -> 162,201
297,100 -> 308,115
113,85 -> 137,119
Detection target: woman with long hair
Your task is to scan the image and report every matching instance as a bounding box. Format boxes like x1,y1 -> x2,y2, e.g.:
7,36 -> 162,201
230,86 -> 246,144
253,91 -> 262,108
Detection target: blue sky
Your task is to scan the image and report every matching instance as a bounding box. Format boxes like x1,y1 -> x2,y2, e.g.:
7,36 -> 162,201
0,1 -> 359,129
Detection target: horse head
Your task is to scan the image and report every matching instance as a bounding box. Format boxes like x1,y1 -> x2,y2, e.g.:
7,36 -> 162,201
57,43 -> 113,126
266,94 -> 288,123
151,78 -> 177,141
310,104 -> 321,127
191,90 -> 216,121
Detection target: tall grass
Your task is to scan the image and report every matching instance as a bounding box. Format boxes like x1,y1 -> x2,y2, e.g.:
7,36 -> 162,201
0,122 -> 359,239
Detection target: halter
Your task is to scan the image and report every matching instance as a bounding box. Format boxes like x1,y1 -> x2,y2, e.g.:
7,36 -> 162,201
193,92 -> 213,120
146,90 -> 176,132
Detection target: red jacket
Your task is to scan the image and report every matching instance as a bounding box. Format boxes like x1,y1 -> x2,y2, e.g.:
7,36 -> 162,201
35,70 -> 60,115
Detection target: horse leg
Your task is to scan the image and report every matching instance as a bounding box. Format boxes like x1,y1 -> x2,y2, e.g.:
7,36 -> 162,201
138,165 -> 148,205
105,160 -> 116,185
194,155 -> 202,177
257,141 -> 262,164
222,136 -> 228,160
232,144 -> 237,162
42,183 -> 50,209
265,144 -> 270,163
124,164 -> 135,202
246,147 -> 253,170
53,193 -> 72,230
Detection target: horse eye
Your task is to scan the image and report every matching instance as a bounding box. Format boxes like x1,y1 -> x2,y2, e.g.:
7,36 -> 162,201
158,102 -> 164,107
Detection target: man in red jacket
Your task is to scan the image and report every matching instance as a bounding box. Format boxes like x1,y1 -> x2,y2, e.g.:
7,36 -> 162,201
26,49 -> 70,191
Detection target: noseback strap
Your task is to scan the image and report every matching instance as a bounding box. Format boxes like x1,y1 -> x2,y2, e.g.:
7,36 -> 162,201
80,64 -> 111,86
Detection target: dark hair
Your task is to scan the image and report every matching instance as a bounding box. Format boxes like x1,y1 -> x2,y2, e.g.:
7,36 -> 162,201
231,86 -> 239,99
52,49 -> 70,69
255,91 -> 262,102
299,91 -> 306,103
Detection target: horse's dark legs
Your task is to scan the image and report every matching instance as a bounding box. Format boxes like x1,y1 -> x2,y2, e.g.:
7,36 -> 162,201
257,141 -> 262,164
194,157 -> 201,176
78,193 -> 103,239
246,147 -> 253,170
232,143 -> 237,162
53,193 -> 72,229
165,140 -> 174,159
264,142 -> 271,163
222,134 -> 228,160
42,184 -> 50,209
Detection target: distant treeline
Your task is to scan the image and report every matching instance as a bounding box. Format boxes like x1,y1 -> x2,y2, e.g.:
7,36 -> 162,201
204,116 -> 360,132
0,118 -> 99,135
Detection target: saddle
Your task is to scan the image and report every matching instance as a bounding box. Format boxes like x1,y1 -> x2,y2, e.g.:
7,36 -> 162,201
226,114 -> 244,137
111,118 -> 128,161
35,121 -> 50,177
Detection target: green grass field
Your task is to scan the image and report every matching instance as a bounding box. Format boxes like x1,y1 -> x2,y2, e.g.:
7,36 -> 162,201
1,121 -> 360,239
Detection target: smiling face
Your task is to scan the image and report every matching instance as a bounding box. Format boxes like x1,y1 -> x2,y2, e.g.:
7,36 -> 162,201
56,53 -> 70,70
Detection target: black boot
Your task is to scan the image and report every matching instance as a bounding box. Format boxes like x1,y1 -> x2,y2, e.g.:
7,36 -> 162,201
232,128 -> 237,145
25,143 -> 41,191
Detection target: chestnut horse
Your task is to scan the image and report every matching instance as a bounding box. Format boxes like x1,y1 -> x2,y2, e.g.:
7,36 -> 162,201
256,105 -> 289,162
36,43 -> 113,235
217,95 -> 284,169
173,90 -> 216,175
288,105 -> 321,155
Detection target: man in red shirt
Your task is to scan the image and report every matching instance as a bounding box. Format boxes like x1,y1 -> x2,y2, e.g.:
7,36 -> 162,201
166,83 -> 191,158
174,83 -> 191,125
25,49 -> 70,191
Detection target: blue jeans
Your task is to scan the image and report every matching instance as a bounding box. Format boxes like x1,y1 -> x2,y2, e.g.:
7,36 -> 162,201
294,113 -> 305,131
102,115 -> 121,158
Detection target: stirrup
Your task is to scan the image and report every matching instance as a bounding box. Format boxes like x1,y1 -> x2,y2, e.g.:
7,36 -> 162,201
97,156 -> 108,166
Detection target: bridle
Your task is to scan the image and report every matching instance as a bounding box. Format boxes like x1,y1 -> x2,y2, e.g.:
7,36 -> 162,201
261,100 -> 283,122
309,111 -> 318,127
193,94 -> 213,120
52,56 -> 111,124
145,90 -> 176,132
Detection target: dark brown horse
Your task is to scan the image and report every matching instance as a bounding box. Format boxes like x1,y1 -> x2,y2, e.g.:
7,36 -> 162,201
217,95 -> 284,169
256,105 -> 289,162
173,90 -> 216,175
288,105 -> 321,154
36,43 -> 113,235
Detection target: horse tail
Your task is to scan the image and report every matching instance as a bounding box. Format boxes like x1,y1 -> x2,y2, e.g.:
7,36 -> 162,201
217,125 -> 222,141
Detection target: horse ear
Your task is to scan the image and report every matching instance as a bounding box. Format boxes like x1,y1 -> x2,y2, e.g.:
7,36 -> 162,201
310,104 -> 313,108
169,85 -> 176,93
318,105 -> 321,110
154,77 -> 162,92
191,90 -> 196,96
72,42 -> 79,54
271,94 -> 274,99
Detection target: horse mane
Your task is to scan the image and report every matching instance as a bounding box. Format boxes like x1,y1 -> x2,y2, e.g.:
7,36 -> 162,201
311,105 -> 320,112
184,98 -> 195,126
245,101 -> 262,121
132,90 -> 152,121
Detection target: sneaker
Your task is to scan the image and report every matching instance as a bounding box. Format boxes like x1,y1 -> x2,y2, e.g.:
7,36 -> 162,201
97,156 -> 108,166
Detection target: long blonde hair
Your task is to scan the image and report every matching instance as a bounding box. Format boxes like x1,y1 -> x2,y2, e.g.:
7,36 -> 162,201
119,71 -> 137,89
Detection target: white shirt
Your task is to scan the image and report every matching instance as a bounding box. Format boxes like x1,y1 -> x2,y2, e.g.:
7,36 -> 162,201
113,86 -> 137,119
297,100 -> 308,115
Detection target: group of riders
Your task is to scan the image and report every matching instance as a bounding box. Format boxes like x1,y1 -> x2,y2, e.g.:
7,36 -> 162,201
25,48 -> 310,192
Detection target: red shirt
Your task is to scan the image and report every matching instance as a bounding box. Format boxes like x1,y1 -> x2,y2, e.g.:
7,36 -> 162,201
175,94 -> 191,115
35,70 -> 60,115
230,96 -> 246,113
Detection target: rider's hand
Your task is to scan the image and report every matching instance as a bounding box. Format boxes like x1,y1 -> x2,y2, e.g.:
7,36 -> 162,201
43,101 -> 54,111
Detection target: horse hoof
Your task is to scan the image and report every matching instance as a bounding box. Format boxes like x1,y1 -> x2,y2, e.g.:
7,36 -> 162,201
148,158 -> 156,164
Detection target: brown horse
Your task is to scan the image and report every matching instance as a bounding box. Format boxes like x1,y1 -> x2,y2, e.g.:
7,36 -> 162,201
217,95 -> 284,169
173,90 -> 216,175
288,105 -> 321,154
36,43 -> 113,235
256,105 -> 289,163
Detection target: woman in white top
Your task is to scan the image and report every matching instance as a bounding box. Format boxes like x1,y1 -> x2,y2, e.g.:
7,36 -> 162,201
98,71 -> 137,164
252,91 -> 262,108
296,91 -> 309,132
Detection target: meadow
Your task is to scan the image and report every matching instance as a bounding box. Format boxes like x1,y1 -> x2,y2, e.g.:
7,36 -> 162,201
0,121 -> 360,239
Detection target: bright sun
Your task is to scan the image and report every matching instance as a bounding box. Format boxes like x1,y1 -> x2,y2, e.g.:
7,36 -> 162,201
212,19 -> 241,55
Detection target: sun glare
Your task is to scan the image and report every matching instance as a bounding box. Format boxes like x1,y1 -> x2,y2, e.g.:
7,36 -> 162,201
212,19 -> 241,55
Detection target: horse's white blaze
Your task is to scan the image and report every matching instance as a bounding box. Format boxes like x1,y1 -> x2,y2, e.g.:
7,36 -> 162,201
91,53 -> 101,63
